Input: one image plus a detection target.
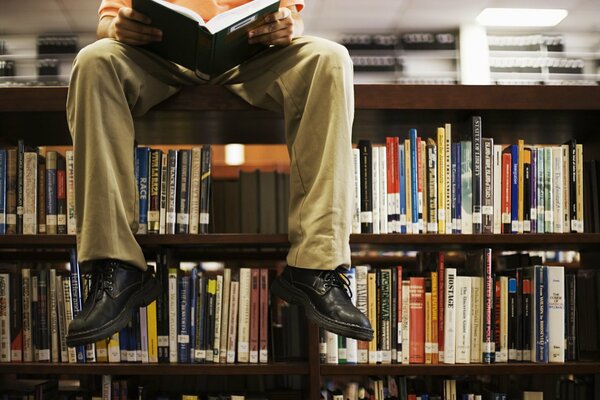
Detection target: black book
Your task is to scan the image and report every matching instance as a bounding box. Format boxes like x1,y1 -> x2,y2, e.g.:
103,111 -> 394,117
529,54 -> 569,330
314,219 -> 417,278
176,149 -> 191,234
471,116 -> 483,233
565,273 -> 577,361
8,267 -> 23,362
358,140 -> 373,233
37,269 -> 50,362
482,137 -> 494,234
132,0 -> 280,79
507,275 -> 518,361
199,145 -> 212,234
258,170 -> 277,233
156,249 -> 170,363
16,140 -> 24,234
575,269 -> 599,361
523,148 -> 531,232
239,170 -> 260,233
565,139 -> 578,232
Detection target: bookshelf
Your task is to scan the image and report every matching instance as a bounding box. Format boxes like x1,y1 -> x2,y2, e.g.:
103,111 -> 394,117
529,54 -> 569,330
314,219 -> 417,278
1,84 -> 600,399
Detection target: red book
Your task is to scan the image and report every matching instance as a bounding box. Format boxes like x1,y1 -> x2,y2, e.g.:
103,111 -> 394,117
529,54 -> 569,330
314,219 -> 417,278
386,137 -> 399,232
437,252 -> 445,362
409,276 -> 425,364
502,151 -> 512,233
249,268 -> 260,363
259,268 -> 268,363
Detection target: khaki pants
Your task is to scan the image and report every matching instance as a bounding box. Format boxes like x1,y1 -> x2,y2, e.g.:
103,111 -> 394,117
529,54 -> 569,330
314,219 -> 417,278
66,36 -> 354,271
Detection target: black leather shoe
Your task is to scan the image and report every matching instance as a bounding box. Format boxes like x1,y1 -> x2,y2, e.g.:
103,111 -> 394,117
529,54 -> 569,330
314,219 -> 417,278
66,259 -> 161,347
271,265 -> 374,341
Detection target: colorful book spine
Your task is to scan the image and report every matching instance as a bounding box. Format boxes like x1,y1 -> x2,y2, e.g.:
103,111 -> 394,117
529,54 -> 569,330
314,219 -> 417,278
482,248 -> 494,363
530,147 -> 537,233
148,149 -> 162,234
65,150 -> 76,235
493,145 -> 502,234
510,144 -> 519,233
409,129 -> 419,233
178,274 -> 191,363
471,116 -> 483,234
259,268 -> 269,363
451,143 -> 461,233
523,148 -> 531,233
56,155 -> 67,234
517,140 -> 525,233
135,147 -> 150,234
437,127 -> 446,234
426,138 -> 438,233
404,139 -> 412,234
386,137 -> 399,233
399,144 -> 407,233
575,144 -> 583,232
482,137 -> 494,234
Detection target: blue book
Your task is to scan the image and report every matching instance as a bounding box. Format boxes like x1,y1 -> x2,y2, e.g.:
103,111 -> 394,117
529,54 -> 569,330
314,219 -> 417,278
68,249 -> 86,363
135,147 -> 150,234
0,149 -> 6,234
178,274 -> 191,363
398,144 -> 406,234
119,326 -> 129,362
535,265 -> 548,363
510,144 -> 519,233
452,143 -> 461,234
189,267 -> 199,363
409,129 -> 419,232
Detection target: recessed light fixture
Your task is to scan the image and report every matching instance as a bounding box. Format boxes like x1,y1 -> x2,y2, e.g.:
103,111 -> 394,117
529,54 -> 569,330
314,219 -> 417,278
476,8 -> 568,27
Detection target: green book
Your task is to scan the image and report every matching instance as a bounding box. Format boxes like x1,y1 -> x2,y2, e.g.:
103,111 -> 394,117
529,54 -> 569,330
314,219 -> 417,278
133,0 -> 280,79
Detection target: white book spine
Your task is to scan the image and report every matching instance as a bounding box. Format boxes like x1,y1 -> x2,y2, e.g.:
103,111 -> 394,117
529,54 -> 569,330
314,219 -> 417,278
372,147 -> 380,234
493,145 -> 502,234
66,150 -> 76,235
168,270 -> 178,363
379,146 -> 388,234
188,147 -> 202,234
352,148 -> 361,234
443,268 -> 457,364
140,305 -> 149,363
62,277 -> 77,364
455,276 -> 471,364
219,268 -> 231,363
237,268 -> 251,363
345,269 -> 358,364
552,147 -> 564,234
325,330 -> 338,364
469,276 -> 483,363
401,280 -> 410,364
547,266 -> 565,363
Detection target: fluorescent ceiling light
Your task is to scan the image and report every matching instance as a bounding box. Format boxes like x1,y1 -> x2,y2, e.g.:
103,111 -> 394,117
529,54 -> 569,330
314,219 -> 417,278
477,8 -> 568,27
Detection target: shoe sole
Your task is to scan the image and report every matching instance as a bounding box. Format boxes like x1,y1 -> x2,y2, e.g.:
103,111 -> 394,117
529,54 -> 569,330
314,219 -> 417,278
65,277 -> 162,348
271,276 -> 374,342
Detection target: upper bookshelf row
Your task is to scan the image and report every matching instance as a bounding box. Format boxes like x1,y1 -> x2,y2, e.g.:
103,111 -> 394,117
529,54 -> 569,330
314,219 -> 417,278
1,85 -> 600,153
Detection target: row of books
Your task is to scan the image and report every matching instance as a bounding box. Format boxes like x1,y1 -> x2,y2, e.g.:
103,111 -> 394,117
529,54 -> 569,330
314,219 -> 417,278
319,250 -> 590,365
322,374 -> 594,400
0,144 -> 213,235
0,251 -> 273,364
353,119 -> 586,235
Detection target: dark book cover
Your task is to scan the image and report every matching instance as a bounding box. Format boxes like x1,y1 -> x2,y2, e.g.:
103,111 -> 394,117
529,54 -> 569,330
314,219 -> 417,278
520,268 -> 533,362
8,267 -> 23,362
56,155 -> 67,235
45,151 -> 57,235
195,275 -> 207,363
249,268 -> 259,363
148,149 -> 162,234
132,0 -> 280,79
36,154 -> 46,234
205,277 -> 216,363
156,250 -> 170,363
258,171 -> 277,233
6,148 -> 17,234
0,150 -> 5,234
565,273 -> 577,361
358,139 -> 373,233
30,272 -> 39,361
451,143 -> 461,233
523,147 -> 531,233
175,149 -> 191,234
37,269 -> 50,362
507,276 -> 518,361
69,249 -> 86,363
199,145 -> 212,234
482,137 -> 494,234
239,170 -> 260,233
224,179 -> 241,233
16,140 -> 24,234
165,149 -> 178,234
576,269 -> 599,360
471,116 -> 483,234
177,273 -> 191,363
135,147 -> 151,234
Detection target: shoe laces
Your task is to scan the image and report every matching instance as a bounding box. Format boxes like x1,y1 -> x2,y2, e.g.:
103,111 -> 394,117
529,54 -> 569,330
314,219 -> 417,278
322,268 -> 353,299
91,262 -> 116,298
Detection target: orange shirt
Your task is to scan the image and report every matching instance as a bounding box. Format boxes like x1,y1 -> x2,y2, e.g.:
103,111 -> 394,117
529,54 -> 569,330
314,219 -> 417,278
99,0 -> 304,21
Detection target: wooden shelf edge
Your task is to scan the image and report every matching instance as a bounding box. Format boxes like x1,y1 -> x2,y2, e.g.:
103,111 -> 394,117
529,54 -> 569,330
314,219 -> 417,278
320,362 -> 600,376
0,362 -> 309,376
3,85 -> 600,112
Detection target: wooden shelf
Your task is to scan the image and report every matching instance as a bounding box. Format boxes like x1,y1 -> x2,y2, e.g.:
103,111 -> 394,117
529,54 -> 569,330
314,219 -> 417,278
0,233 -> 599,251
0,362 -> 309,376
320,362 -> 600,376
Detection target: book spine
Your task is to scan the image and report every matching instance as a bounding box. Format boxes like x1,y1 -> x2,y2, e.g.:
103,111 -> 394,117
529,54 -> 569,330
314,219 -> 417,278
355,265 -> 369,363
135,147 -> 150,234
385,137 -> 399,233
0,150 -> 5,234
352,148 -> 361,234
460,141 -> 472,234
347,269 -> 358,364
530,147 -> 537,233
69,250 -> 86,363
23,152 -> 37,234
535,266 -> 548,363
48,269 -> 59,363
419,139 -> 426,233
249,270 -> 259,363
437,127 -> 446,234
567,140 -> 577,232
139,305 -> 148,363
226,280 -> 239,364
358,140 -> 373,233
61,276 -> 77,363
168,267 -> 178,363
536,148 -> 545,233
148,149 -> 162,234
380,269 -> 392,364
552,147 -> 564,234
471,116 -> 483,233
521,270 -> 532,362
259,269 -> 268,364
45,151 -> 57,234
426,139 -> 438,233
469,276 -> 482,363
523,148 -> 531,233
0,274 -> 10,362
543,147 -> 553,233
429,271 -> 438,364
5,149 -> 17,234
562,144 -> 570,233
482,248 -> 494,363
195,276 -> 206,363
510,144 -> 519,233
508,277 -> 518,361
398,141 -> 406,234
219,269 -> 231,363
188,268 -> 197,362
199,145 -> 212,234
379,146 -> 388,233
177,274 -> 190,363
9,269 -> 22,362
547,266 -> 565,363
188,147 -> 201,235
237,268 -> 251,363
16,140 -> 24,234
565,273 -> 576,360
65,150 -> 76,235
367,272 -> 377,364
451,143 -> 461,233
575,144 -> 583,232
401,279 -> 410,364
36,152 -> 46,234
445,123 -> 452,231
517,140 -> 525,233
176,149 -> 191,234
409,130 -> 419,233
404,139 -> 412,234
493,278 -> 501,362
166,150 -> 178,235
396,266 -> 403,362
147,297 -> 158,363
499,276 -> 508,362
437,253 -> 445,363
54,276 -> 68,363
158,151 -> 168,235
482,138 -> 494,234
371,146 -> 380,234
455,276 -> 471,364
424,277 -> 432,364
56,155 -> 67,234
326,330 -> 338,364
443,268 -> 456,364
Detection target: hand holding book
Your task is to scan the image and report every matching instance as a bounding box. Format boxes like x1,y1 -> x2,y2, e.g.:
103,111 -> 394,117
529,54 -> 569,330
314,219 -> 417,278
103,7 -> 163,46
248,7 -> 296,46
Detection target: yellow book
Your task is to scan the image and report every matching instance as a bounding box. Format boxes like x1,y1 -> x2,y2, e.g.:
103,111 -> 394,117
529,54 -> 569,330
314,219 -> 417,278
107,332 -> 120,363
404,139 -> 412,234
437,127 -> 446,234
576,144 -> 584,232
95,338 -> 108,363
147,299 -> 158,363
522,148 -> 531,232
181,395 -> 199,400
367,272 -> 377,364
444,123 -> 453,231
518,139 -> 525,233
420,139 -> 427,233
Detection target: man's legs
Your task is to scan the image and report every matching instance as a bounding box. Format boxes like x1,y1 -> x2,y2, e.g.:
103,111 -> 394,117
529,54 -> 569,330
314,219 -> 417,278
213,36 -> 373,340
65,38 -> 199,346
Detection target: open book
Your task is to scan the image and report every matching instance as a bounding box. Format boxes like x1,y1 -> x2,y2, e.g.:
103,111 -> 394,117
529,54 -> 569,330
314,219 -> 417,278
132,0 -> 281,79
